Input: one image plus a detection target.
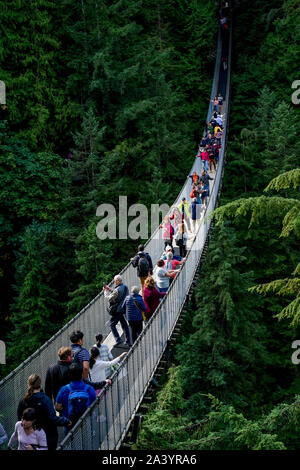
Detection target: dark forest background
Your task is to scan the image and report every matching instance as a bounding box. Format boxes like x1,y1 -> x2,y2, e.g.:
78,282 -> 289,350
0,0 -> 218,370
0,0 -> 300,450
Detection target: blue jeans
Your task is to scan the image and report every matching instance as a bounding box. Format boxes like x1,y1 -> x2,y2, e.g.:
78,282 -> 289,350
110,312 -> 131,344
203,160 -> 209,171
158,287 -> 168,293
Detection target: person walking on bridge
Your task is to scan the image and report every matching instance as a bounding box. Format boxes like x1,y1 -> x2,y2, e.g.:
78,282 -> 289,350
177,197 -> 192,233
131,244 -> 153,294
70,331 -> 90,380
17,374 -> 71,450
104,275 -> 131,347
122,286 -> 147,343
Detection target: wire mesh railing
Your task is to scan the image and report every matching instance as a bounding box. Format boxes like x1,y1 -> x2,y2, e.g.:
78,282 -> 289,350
57,24 -> 232,451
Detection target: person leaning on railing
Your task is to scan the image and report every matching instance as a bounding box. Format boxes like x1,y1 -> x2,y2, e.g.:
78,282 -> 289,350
155,259 -> 176,293
94,333 -> 114,378
164,252 -> 184,285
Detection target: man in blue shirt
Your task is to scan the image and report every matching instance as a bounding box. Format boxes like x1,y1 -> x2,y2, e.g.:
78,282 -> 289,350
55,363 -> 96,428
70,330 -> 90,379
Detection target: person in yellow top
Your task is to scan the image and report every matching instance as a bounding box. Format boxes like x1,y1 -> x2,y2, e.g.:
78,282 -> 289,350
177,197 -> 192,233
214,125 -> 222,136
214,125 -> 223,145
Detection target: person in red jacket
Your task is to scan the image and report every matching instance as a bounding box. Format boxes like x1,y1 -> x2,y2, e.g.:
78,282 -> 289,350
143,276 -> 166,320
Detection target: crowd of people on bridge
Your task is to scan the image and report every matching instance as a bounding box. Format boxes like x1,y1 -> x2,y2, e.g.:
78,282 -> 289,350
2,2 -> 230,444
3,94 -> 225,451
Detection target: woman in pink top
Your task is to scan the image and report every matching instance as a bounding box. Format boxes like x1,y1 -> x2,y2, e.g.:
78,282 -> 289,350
199,147 -> 209,172
143,276 -> 166,320
8,408 -> 48,450
160,216 -> 174,250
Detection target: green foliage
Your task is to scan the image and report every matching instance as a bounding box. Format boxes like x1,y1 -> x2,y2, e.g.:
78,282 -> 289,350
214,170 -> 300,327
135,371 -> 300,450
176,224 -> 269,416
133,365 -> 191,450
8,221 -> 62,366
0,0 -> 76,151
264,169 -> 300,192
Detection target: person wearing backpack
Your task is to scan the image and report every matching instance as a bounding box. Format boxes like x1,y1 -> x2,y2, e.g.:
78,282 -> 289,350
70,331 -> 90,380
121,286 -> 147,343
55,363 -> 96,431
104,275 -> 131,347
17,374 -> 71,451
131,244 -> 153,294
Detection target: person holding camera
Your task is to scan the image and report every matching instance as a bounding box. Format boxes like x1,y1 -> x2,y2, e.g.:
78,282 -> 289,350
104,275 -> 131,347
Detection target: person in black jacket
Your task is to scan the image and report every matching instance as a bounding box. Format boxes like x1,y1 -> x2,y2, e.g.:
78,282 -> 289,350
45,346 -> 111,404
45,347 -> 73,403
130,244 -> 153,294
17,374 -> 72,451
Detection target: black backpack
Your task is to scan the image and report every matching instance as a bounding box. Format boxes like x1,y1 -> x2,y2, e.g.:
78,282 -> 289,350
72,346 -> 83,364
23,394 -> 48,431
107,284 -> 128,315
138,255 -> 149,277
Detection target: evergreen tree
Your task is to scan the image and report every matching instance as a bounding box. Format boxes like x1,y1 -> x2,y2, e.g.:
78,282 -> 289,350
214,170 -> 300,326
8,221 -> 61,365
176,224 -> 268,417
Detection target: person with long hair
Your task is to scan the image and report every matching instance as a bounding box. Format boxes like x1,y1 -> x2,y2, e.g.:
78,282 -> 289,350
143,276 -> 166,320
89,348 -> 126,394
8,408 -> 47,450
94,333 -> 114,378
17,374 -> 71,451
